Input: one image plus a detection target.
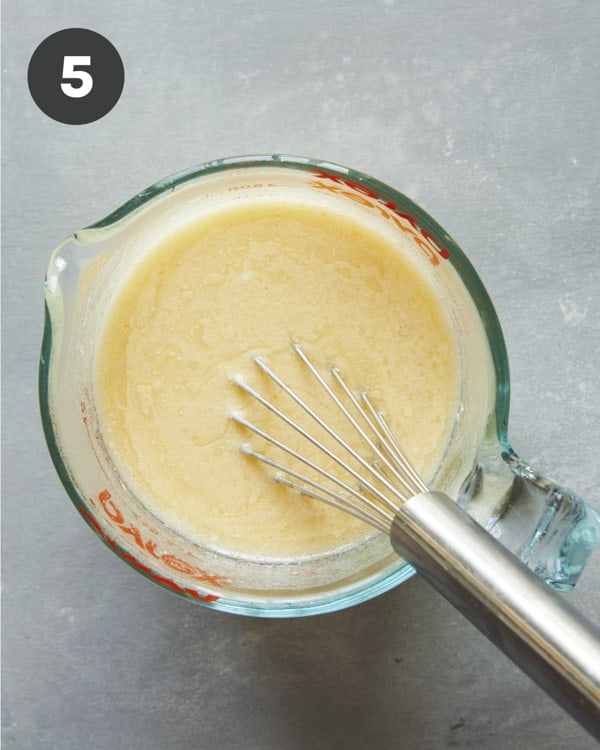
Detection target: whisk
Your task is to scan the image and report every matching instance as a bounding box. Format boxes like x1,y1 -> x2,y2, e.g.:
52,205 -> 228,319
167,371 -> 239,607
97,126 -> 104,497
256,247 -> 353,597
232,343 -> 600,740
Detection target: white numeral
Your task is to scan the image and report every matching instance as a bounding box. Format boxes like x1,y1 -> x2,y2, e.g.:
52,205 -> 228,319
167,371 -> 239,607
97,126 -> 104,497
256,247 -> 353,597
61,56 -> 93,98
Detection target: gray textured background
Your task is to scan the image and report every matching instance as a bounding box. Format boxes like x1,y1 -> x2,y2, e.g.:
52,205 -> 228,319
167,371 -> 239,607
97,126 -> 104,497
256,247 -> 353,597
2,2 -> 599,748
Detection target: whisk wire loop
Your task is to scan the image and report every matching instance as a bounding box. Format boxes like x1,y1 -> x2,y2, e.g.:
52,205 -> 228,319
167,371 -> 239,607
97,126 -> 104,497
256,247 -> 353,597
233,375 -> 400,513
234,413 -> 394,532
359,391 -> 427,493
292,345 -> 423,496
329,366 -> 427,496
233,344 -> 428,530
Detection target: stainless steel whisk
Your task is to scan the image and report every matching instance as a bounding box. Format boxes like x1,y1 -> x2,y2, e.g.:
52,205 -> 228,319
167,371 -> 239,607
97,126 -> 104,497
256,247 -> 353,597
232,343 -> 600,740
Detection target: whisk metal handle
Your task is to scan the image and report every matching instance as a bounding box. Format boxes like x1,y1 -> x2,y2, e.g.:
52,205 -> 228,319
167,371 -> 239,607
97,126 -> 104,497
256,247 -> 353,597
390,491 -> 600,740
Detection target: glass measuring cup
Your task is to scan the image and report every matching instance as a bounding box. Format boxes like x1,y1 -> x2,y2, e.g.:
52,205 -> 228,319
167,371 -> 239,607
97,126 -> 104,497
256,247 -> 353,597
39,155 -> 600,616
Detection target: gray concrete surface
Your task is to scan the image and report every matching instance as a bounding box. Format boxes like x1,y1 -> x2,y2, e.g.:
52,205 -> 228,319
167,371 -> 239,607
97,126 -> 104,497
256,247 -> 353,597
2,2 -> 599,748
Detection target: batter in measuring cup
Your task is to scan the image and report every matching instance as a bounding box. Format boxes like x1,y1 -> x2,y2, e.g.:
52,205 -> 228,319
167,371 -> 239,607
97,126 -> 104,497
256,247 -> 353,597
96,198 -> 460,559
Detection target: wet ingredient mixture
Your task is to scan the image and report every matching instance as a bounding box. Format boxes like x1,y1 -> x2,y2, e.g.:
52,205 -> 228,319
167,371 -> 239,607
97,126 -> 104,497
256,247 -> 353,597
96,198 -> 459,559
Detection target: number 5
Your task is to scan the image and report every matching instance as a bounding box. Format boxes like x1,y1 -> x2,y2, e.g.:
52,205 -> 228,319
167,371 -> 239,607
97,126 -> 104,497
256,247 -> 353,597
61,56 -> 93,98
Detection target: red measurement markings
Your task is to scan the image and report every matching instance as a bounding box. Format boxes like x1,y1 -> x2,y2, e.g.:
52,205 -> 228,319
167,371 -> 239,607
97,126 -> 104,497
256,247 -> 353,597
309,170 -> 450,266
80,391 -> 113,484
85,489 -> 225,601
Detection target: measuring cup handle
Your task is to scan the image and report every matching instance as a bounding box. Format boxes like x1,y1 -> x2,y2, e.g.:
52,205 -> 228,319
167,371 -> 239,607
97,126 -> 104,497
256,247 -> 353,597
458,449 -> 600,591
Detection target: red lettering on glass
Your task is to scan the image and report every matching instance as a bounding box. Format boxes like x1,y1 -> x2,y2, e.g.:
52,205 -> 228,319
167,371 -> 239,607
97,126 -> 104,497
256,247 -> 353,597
91,491 -> 229,588
309,170 -> 451,265
421,230 -> 451,260
119,524 -> 144,548
98,489 -> 124,524
340,178 -> 380,200
80,507 -> 223,602
145,539 -> 161,558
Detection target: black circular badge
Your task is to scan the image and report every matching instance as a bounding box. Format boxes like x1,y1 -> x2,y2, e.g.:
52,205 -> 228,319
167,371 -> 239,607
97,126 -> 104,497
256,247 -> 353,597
28,28 -> 124,124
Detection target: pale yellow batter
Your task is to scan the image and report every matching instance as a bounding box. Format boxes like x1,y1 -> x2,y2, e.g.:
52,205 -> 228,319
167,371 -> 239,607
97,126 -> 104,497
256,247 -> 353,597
96,199 -> 459,559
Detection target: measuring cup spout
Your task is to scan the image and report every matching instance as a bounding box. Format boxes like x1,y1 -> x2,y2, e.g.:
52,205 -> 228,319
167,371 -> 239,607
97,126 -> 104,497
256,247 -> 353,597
457,448 -> 600,591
